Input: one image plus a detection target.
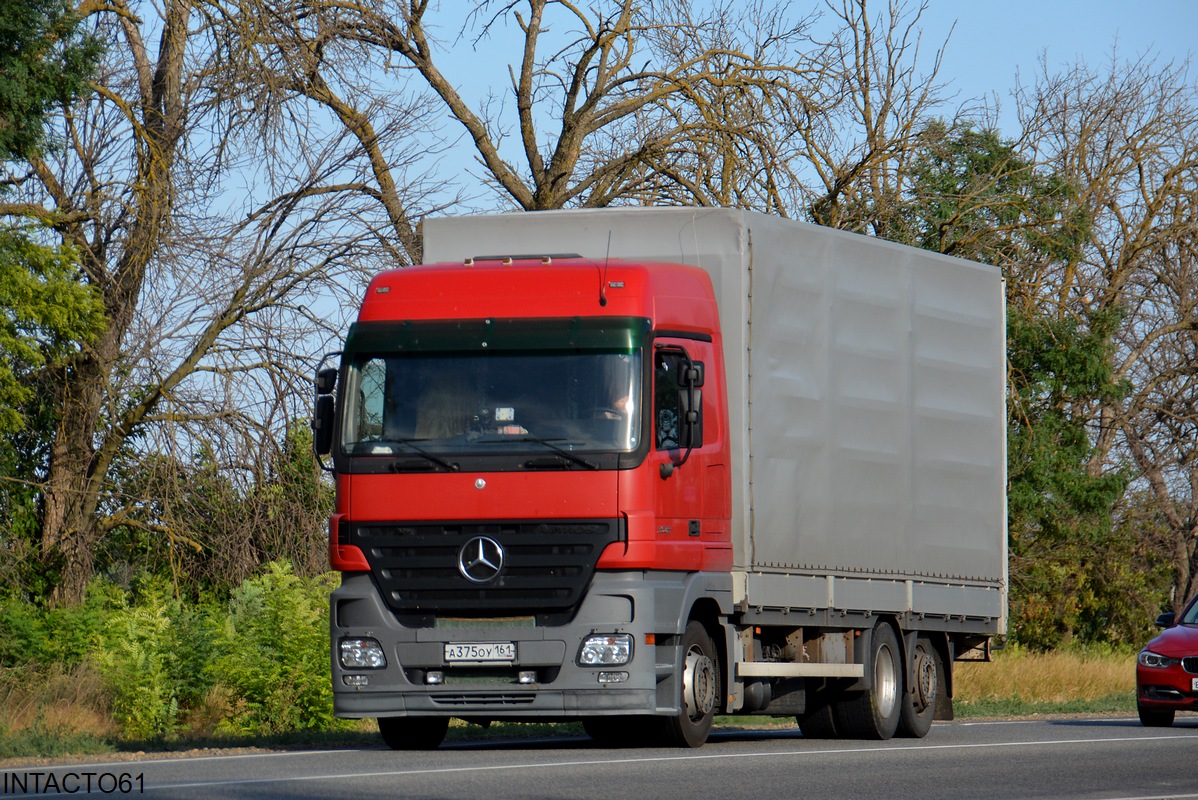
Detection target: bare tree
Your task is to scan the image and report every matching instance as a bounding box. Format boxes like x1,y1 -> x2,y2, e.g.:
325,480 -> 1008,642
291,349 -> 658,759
0,0 -> 437,602
796,0 -> 955,231
1016,52 -> 1198,610
215,0 -> 839,214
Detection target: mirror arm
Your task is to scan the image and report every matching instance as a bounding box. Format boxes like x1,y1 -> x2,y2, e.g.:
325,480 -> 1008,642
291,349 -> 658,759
654,343 -> 699,479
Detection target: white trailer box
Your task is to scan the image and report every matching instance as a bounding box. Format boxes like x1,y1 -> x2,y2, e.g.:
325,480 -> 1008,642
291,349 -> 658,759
425,208 -> 1007,633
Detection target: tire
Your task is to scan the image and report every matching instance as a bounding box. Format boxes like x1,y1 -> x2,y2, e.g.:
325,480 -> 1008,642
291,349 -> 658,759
898,637 -> 943,738
660,620 -> 720,748
832,622 -> 902,740
1137,703 -> 1175,728
797,701 -> 839,739
378,716 -> 450,750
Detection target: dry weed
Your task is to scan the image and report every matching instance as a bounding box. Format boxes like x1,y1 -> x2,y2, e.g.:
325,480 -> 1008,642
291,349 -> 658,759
0,663 -> 117,738
955,648 -> 1134,704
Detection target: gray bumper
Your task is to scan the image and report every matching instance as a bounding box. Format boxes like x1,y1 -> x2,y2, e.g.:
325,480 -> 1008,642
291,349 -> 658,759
330,570 -> 731,719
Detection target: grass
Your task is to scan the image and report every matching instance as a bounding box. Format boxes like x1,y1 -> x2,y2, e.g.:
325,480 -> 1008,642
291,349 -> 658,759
0,646 -> 1139,763
953,645 -> 1135,717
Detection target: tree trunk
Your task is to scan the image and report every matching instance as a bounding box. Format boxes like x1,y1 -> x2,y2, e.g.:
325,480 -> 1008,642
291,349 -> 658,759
37,0 -> 190,605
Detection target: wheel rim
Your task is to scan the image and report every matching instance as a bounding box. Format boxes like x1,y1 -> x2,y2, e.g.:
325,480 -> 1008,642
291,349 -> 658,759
875,642 -> 898,717
912,646 -> 938,713
683,644 -> 717,721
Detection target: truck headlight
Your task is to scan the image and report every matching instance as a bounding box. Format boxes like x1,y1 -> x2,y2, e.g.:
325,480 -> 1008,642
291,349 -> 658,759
578,634 -> 633,666
1138,650 -> 1178,669
341,637 -> 387,669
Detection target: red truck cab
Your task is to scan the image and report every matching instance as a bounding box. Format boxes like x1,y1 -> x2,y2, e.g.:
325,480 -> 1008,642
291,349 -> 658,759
316,255 -> 733,748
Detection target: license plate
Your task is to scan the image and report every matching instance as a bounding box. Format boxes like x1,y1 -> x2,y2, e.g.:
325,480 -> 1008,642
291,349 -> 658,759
444,642 -> 516,663
1193,677 -> 1198,692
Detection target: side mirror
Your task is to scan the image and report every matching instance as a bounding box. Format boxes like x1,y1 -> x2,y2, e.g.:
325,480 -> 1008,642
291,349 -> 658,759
1155,612 -> 1176,628
316,366 -> 338,395
313,394 -> 335,456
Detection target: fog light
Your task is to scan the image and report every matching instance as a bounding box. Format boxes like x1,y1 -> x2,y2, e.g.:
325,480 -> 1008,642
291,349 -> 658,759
343,675 -> 369,687
426,671 -> 444,685
340,638 -> 386,669
598,671 -> 629,683
518,670 -> 537,684
578,633 -> 634,666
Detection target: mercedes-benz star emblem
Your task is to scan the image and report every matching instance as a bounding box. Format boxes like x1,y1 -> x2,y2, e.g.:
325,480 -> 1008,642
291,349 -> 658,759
457,536 -> 504,584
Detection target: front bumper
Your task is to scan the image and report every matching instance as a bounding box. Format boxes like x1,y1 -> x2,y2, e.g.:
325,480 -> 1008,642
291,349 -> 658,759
1136,665 -> 1198,711
331,570 -> 729,719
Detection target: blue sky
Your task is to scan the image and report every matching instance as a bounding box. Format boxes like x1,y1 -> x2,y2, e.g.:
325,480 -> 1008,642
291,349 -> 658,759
920,0 -> 1196,133
433,1 -> 1196,170
394,1 -> 1198,214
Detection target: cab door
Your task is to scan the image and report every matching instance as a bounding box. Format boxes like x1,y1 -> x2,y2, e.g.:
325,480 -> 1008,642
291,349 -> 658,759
650,338 -> 730,572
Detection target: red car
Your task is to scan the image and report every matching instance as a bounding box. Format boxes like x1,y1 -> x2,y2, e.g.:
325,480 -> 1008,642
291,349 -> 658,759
1137,594 -> 1198,727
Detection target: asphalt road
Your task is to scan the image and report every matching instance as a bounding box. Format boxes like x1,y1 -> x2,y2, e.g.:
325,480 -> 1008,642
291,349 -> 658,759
5,717 -> 1198,799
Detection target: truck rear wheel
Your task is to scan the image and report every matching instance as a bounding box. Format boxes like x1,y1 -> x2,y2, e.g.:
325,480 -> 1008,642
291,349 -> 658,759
897,637 -> 942,738
797,702 -> 839,738
661,620 -> 720,748
832,622 -> 901,740
378,716 -> 450,750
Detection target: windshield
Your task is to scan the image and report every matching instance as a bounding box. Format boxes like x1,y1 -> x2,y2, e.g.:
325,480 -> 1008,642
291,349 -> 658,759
341,350 -> 641,456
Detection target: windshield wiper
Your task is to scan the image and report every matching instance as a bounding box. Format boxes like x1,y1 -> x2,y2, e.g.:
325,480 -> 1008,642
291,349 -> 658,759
384,439 -> 459,472
514,436 -> 599,470
466,433 -> 600,470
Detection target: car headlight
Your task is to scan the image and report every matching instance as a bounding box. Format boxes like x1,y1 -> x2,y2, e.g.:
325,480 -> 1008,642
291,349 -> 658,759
578,633 -> 634,666
340,637 -> 387,669
1138,649 -> 1179,669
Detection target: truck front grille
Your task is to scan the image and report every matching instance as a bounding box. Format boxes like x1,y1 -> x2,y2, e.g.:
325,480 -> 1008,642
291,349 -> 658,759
352,519 -> 623,621
429,693 -> 537,707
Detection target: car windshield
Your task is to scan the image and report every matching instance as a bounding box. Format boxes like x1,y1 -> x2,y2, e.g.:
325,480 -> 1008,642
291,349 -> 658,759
1183,599 -> 1198,625
341,350 -> 641,456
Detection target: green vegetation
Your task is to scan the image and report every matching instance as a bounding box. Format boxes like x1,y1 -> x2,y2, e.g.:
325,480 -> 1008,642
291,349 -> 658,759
0,562 -> 357,760
0,0 -> 107,433
0,579 -> 1141,763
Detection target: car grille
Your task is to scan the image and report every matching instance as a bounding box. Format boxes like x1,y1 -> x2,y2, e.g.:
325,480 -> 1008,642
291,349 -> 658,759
1183,656 -> 1198,674
351,519 -> 623,618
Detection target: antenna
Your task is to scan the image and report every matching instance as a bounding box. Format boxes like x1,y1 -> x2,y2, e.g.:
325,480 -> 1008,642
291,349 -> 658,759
599,231 -> 612,307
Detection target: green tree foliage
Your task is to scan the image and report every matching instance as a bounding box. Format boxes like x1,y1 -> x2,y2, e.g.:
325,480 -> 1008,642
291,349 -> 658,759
0,231 -> 104,433
0,0 -> 101,158
880,122 -> 1089,274
0,0 -> 105,402
1006,307 -> 1139,648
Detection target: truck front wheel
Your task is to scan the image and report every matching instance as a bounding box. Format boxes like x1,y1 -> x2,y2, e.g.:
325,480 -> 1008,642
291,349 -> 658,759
378,716 -> 450,750
661,620 -> 720,748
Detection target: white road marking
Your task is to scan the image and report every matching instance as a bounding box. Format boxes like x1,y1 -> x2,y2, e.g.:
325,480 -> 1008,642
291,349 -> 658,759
133,731 -> 1198,793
